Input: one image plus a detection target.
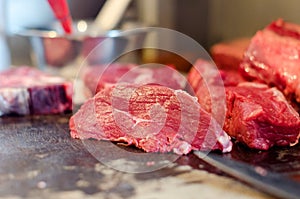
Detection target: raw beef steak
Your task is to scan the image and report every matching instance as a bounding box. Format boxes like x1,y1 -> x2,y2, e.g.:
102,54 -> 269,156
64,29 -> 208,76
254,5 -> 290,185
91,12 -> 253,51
240,19 -> 300,104
70,84 -> 232,154
0,66 -> 72,116
82,63 -> 186,96
188,59 -> 300,150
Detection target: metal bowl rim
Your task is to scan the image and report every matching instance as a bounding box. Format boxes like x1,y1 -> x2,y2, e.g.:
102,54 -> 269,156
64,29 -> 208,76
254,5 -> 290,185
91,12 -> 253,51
16,28 -> 125,40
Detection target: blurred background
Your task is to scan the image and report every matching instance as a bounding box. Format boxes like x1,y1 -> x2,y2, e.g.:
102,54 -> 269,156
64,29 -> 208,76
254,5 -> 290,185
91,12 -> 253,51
2,0 -> 300,70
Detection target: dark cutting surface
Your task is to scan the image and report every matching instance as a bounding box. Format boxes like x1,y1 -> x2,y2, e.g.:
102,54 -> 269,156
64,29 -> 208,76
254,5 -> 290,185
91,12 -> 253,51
0,114 -> 222,198
225,142 -> 300,176
0,114 -> 299,198
195,143 -> 300,199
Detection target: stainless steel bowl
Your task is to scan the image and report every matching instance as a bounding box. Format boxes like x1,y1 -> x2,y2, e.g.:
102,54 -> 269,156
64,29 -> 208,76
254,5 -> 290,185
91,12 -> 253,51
17,20 -> 146,78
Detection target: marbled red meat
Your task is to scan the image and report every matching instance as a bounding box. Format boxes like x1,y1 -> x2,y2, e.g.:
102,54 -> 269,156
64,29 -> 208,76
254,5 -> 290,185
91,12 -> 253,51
0,66 -> 72,116
240,19 -> 300,104
188,59 -> 300,150
70,84 -> 232,154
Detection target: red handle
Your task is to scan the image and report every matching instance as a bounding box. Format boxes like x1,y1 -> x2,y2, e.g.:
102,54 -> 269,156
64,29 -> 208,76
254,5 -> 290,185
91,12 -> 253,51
48,0 -> 73,34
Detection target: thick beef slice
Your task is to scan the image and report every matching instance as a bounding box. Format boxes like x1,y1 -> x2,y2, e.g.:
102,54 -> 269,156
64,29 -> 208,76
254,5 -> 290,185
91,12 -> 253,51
0,66 -> 72,116
240,19 -> 300,103
188,59 -> 300,150
83,63 -> 186,96
210,38 -> 250,70
70,84 -> 232,154
28,84 -> 72,114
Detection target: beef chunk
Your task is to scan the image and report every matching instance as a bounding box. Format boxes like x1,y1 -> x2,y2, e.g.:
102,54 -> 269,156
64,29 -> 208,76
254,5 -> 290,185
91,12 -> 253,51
188,59 -> 300,150
70,84 -> 232,154
0,66 -> 72,116
240,19 -> 300,104
225,83 -> 300,150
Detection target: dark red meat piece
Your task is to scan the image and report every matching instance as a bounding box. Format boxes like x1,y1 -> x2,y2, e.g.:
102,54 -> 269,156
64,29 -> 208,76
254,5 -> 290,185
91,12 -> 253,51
0,66 -> 72,116
240,19 -> 300,104
188,59 -> 300,150
225,83 -> 300,150
70,84 -> 232,154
